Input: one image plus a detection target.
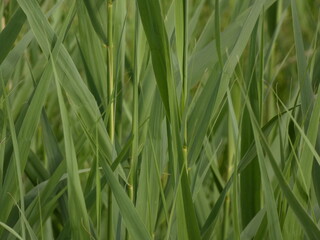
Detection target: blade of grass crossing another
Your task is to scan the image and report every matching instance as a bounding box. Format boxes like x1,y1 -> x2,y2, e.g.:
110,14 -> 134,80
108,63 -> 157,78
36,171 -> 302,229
0,74 -> 26,239
291,0 -> 317,190
81,0 -> 108,44
16,0 -> 114,164
99,158 -> 152,240
0,37 -> 56,226
0,0 -> 77,227
249,112 -> 283,239
136,0 -> 178,120
200,107 -> 296,239
137,0 -> 201,239
50,37 -> 91,240
0,222 -> 23,240
227,89 -> 241,240
240,209 -> 266,240
241,84 -> 320,240
188,0 -> 268,165
291,0 -> 314,120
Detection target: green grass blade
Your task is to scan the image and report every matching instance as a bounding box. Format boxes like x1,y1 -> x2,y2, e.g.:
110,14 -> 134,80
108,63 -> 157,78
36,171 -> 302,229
291,0 -> 314,119
81,0 -> 107,44
243,86 -> 320,240
99,158 -> 152,240
0,8 -> 25,64
137,1 -> 201,239
249,111 -> 283,240
291,0 -> 317,190
1,74 -> 26,239
51,51 -> 91,240
0,222 -> 24,240
240,209 -> 266,240
188,0 -> 268,165
137,0 -> 177,119
215,0 -> 222,67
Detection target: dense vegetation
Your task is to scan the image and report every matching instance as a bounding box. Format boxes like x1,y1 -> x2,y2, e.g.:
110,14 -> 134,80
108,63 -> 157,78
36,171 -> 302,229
0,0 -> 320,239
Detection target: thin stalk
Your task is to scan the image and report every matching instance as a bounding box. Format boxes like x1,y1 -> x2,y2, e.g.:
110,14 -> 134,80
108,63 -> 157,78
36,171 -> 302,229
223,118 -> 233,239
232,147 -> 241,240
215,0 -> 222,67
226,88 -> 241,240
181,0 -> 188,173
259,9 -> 265,125
96,127 -> 101,239
223,90 -> 238,239
216,1 -> 230,236
0,100 -> 6,184
107,1 -> 114,142
126,5 -> 139,240
107,0 -> 114,239
130,2 -> 139,206
265,1 -> 281,124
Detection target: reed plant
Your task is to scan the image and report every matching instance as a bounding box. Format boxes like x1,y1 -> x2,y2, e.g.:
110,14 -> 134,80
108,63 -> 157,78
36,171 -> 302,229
0,0 -> 320,239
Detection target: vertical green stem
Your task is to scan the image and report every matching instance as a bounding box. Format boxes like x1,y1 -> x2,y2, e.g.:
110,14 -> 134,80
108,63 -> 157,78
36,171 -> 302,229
130,2 -> 139,206
220,1 -> 230,237
223,118 -> 233,239
107,0 -> 114,239
259,9 -> 264,125
265,1 -> 281,124
126,5 -> 139,240
182,0 -> 188,173
95,127 -> 101,239
232,86 -> 241,240
215,0 -> 222,67
107,1 -> 114,142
